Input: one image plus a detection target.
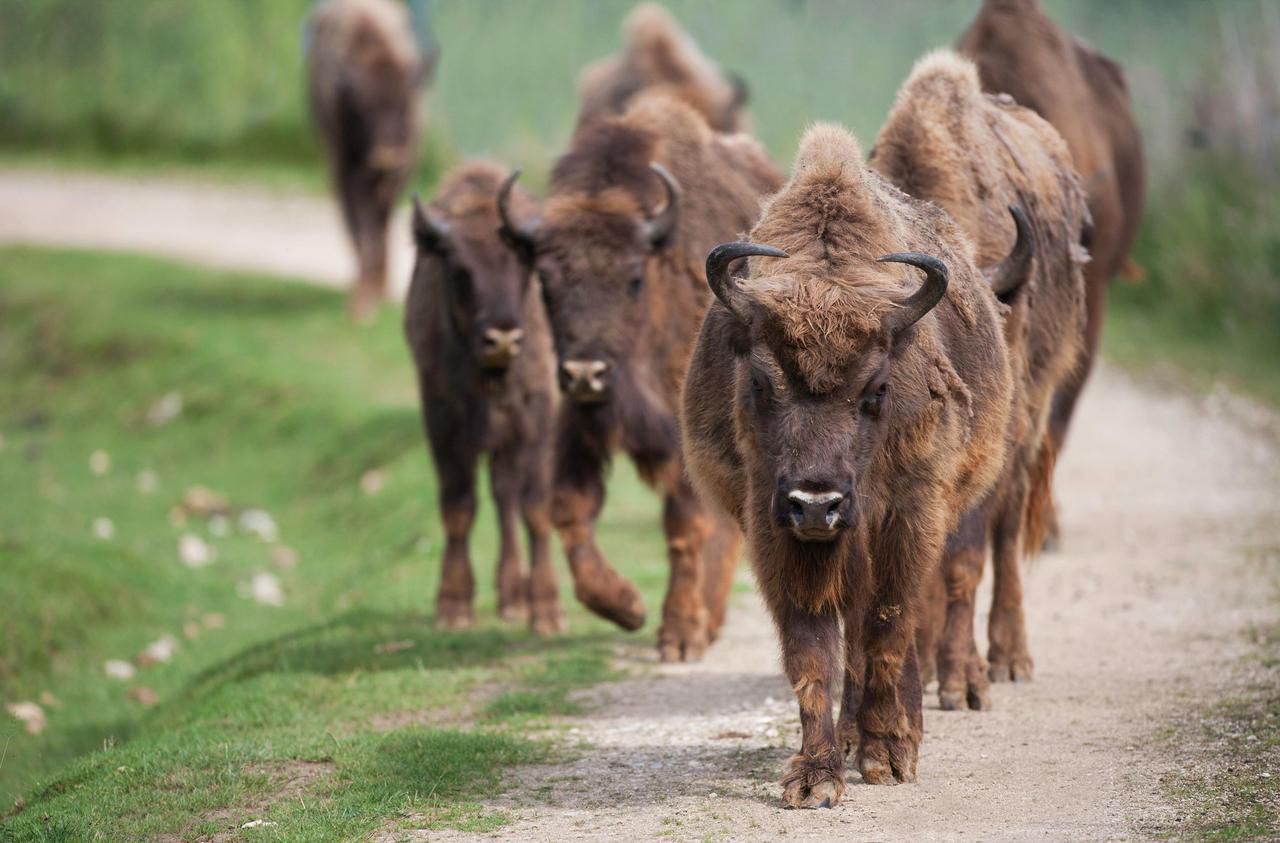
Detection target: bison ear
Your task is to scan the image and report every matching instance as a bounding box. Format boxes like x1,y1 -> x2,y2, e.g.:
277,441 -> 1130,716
412,195 -> 452,255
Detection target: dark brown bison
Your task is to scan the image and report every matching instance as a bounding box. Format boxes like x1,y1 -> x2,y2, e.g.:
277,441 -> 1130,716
682,124 -> 1014,806
870,52 -> 1090,706
307,0 -> 435,322
576,3 -> 749,134
404,162 -> 564,636
500,93 -> 782,661
958,0 -> 1146,536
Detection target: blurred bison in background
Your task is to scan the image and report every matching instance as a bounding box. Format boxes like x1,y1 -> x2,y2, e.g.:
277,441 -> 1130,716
959,0 -> 1146,542
404,163 -> 563,636
577,3 -> 750,133
501,93 -> 782,661
682,124 -> 1014,806
871,52 -> 1090,707
308,0 -> 436,322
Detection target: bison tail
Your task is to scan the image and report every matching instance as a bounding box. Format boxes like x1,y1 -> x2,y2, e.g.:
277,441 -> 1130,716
1021,432 -> 1057,560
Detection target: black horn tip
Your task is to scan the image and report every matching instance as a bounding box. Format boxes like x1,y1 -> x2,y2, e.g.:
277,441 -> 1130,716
876,252 -> 949,277
707,242 -> 789,264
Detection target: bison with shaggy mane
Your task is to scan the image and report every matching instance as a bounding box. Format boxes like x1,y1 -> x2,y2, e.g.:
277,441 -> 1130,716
683,124 -> 1014,806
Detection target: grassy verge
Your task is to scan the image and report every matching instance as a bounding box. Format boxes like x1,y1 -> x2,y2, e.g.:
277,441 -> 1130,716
1104,158 -> 1280,408
1152,620 -> 1280,840
0,247 -> 674,839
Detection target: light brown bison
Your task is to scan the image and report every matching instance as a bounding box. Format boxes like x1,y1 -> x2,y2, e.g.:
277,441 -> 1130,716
870,52 -> 1090,706
959,0 -> 1146,535
683,124 -> 1014,806
576,3 -> 749,134
404,162 -> 563,636
307,0 -> 435,322
500,93 -> 782,661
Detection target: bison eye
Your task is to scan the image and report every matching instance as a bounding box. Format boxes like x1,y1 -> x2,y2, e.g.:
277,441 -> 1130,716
628,275 -> 644,298
750,371 -> 767,400
860,381 -> 888,418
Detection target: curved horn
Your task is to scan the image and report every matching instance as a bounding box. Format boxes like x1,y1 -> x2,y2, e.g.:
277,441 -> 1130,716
876,252 -> 950,336
497,170 -> 537,259
643,162 -> 681,249
984,205 -> 1034,298
411,193 -> 452,254
705,241 -> 788,323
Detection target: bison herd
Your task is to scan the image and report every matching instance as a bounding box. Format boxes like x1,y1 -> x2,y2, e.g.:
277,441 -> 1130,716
307,0 -> 1145,809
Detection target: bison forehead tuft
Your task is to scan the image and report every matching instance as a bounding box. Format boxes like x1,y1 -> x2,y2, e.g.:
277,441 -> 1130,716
541,189 -> 650,248
751,274 -> 896,394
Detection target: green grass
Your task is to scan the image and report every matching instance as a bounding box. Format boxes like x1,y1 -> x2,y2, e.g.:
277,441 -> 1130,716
1104,158 -> 1280,407
0,246 -> 675,839
1152,621 -> 1280,841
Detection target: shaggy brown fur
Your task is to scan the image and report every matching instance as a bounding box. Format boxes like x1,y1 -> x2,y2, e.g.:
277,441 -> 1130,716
682,124 -> 1013,807
870,51 -> 1090,707
403,162 -> 563,636
958,0 -> 1146,533
505,93 -> 782,661
308,0 -> 435,322
576,3 -> 749,133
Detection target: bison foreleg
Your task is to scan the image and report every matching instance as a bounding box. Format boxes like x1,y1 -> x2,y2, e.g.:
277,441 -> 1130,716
773,601 -> 844,808
937,503 -> 992,710
552,476 -> 646,632
855,526 -> 934,785
658,481 -> 713,662
987,486 -> 1034,682
490,445 -> 530,623
434,450 -> 478,631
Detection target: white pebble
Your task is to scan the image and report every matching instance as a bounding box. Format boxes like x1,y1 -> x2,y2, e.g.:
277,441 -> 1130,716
248,572 -> 285,607
93,517 -> 115,540
136,470 -> 159,494
89,450 -> 111,476
103,659 -> 136,680
238,509 -> 278,542
146,392 -> 183,426
179,534 -> 216,568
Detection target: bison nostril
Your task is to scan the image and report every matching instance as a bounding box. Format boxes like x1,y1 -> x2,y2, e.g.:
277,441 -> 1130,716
786,490 -> 846,531
560,359 -> 610,401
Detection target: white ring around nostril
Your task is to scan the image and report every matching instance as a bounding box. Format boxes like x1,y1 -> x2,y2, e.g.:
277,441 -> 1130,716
787,490 -> 844,507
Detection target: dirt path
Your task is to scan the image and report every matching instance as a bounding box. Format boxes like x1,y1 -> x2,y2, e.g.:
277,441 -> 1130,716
0,167 -> 416,297
5,168 -> 1278,840
416,372 -> 1280,841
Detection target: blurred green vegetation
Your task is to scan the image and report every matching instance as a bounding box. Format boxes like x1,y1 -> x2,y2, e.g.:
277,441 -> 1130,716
0,247 -> 682,837
1,1 -> 1275,404
1107,157 -> 1280,407
0,0 -> 1213,178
